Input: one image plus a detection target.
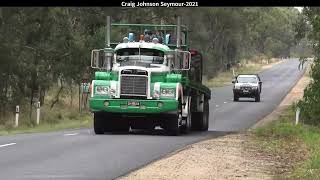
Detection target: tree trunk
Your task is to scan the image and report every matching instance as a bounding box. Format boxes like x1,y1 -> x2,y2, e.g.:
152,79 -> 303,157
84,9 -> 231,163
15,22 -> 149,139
50,78 -> 63,109
70,82 -> 73,107
78,83 -> 81,112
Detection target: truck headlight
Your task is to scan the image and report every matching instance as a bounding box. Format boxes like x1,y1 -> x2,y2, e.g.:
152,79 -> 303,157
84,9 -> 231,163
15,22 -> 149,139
161,88 -> 175,97
153,90 -> 160,99
95,86 -> 109,95
109,88 -> 116,97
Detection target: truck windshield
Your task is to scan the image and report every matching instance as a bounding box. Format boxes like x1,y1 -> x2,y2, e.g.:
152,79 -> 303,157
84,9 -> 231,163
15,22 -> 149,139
237,77 -> 258,83
116,48 -> 165,64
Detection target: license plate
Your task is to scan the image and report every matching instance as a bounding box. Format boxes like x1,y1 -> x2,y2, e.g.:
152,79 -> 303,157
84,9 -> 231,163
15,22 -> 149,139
128,101 -> 140,106
243,90 -> 249,93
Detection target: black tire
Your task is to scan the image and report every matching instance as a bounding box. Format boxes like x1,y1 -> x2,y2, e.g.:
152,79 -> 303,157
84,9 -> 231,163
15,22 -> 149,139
255,93 -> 261,102
165,115 -> 180,136
202,98 -> 209,131
181,98 -> 192,134
94,113 -> 105,135
233,93 -> 239,102
191,112 -> 202,131
191,97 -> 209,131
165,100 -> 182,136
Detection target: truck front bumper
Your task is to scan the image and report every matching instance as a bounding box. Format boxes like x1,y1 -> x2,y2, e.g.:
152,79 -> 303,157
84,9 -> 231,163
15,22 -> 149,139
89,98 -> 179,114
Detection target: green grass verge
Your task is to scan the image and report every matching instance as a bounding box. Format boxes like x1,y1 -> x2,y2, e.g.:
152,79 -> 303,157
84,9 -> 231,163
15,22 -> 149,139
0,105 -> 93,136
204,64 -> 262,88
0,118 -> 92,136
254,107 -> 320,179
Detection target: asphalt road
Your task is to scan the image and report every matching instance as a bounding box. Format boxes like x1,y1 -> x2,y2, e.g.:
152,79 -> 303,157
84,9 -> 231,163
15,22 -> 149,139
0,58 -> 306,180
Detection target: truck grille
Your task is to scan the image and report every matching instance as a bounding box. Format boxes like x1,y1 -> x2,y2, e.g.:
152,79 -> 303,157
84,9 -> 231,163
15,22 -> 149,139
120,75 -> 147,97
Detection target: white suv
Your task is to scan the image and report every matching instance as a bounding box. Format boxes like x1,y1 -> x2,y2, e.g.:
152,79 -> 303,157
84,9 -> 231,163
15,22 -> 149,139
232,74 -> 262,102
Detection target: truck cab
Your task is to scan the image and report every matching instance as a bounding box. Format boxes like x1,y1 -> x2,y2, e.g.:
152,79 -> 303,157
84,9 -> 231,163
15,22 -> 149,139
89,17 -> 211,135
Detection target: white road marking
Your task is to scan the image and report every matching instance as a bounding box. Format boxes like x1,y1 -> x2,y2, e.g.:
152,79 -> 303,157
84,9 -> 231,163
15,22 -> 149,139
224,101 -> 227,104
0,143 -> 16,148
64,133 -> 79,136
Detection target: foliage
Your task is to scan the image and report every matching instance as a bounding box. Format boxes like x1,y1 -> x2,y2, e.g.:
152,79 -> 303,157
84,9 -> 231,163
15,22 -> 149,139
298,7 -> 320,125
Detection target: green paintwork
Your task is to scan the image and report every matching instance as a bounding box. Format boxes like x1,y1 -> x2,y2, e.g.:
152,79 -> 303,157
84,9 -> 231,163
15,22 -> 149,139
95,72 -> 118,81
182,78 -> 211,98
90,98 -> 178,113
151,73 -> 166,83
95,72 -> 111,80
166,74 -> 182,83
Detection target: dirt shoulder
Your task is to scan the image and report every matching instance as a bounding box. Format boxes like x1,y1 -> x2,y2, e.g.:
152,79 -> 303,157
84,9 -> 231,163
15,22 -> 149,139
119,133 -> 280,180
118,62 -> 310,180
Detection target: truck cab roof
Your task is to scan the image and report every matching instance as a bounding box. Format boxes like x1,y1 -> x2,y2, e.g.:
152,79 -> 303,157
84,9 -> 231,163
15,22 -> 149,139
115,42 -> 171,52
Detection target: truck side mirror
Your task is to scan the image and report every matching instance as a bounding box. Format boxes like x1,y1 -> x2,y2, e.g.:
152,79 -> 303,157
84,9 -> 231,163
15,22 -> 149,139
91,48 -> 113,71
91,49 -> 101,69
259,81 -> 262,84
172,49 -> 191,70
182,52 -> 191,70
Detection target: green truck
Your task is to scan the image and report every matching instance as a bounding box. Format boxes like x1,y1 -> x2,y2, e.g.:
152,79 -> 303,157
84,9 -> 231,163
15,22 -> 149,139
89,16 -> 211,135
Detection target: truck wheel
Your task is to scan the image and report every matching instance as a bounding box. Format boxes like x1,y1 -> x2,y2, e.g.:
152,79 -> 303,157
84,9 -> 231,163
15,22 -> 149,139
181,98 -> 192,134
165,101 -> 182,136
191,97 -> 209,131
255,93 -> 261,102
94,113 -> 105,135
233,93 -> 239,102
202,98 -> 209,131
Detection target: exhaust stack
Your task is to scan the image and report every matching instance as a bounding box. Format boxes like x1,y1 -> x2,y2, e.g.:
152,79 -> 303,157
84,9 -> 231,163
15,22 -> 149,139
106,16 -> 111,47
176,16 -> 181,48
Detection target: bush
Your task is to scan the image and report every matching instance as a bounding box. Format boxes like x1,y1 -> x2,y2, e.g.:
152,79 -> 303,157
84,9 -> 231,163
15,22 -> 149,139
44,111 -> 64,124
4,120 -> 15,131
66,110 -> 79,120
298,58 -> 320,125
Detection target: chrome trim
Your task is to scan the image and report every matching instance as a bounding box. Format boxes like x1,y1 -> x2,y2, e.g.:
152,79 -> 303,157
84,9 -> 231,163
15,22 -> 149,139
120,94 -> 147,97
120,74 -> 148,97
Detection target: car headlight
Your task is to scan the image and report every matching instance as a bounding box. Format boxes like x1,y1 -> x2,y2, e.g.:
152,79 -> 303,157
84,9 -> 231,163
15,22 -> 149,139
252,86 -> 258,90
160,88 -> 175,97
95,86 -> 109,95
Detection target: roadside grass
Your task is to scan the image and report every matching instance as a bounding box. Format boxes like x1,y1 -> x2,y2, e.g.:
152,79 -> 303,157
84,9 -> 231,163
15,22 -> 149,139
204,64 -> 262,88
0,85 -> 93,136
0,106 -> 92,136
203,56 -> 283,88
253,107 -> 320,179
0,118 -> 92,136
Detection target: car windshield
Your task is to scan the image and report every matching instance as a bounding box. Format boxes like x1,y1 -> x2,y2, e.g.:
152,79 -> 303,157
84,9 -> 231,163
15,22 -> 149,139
116,48 -> 165,65
237,76 -> 258,83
